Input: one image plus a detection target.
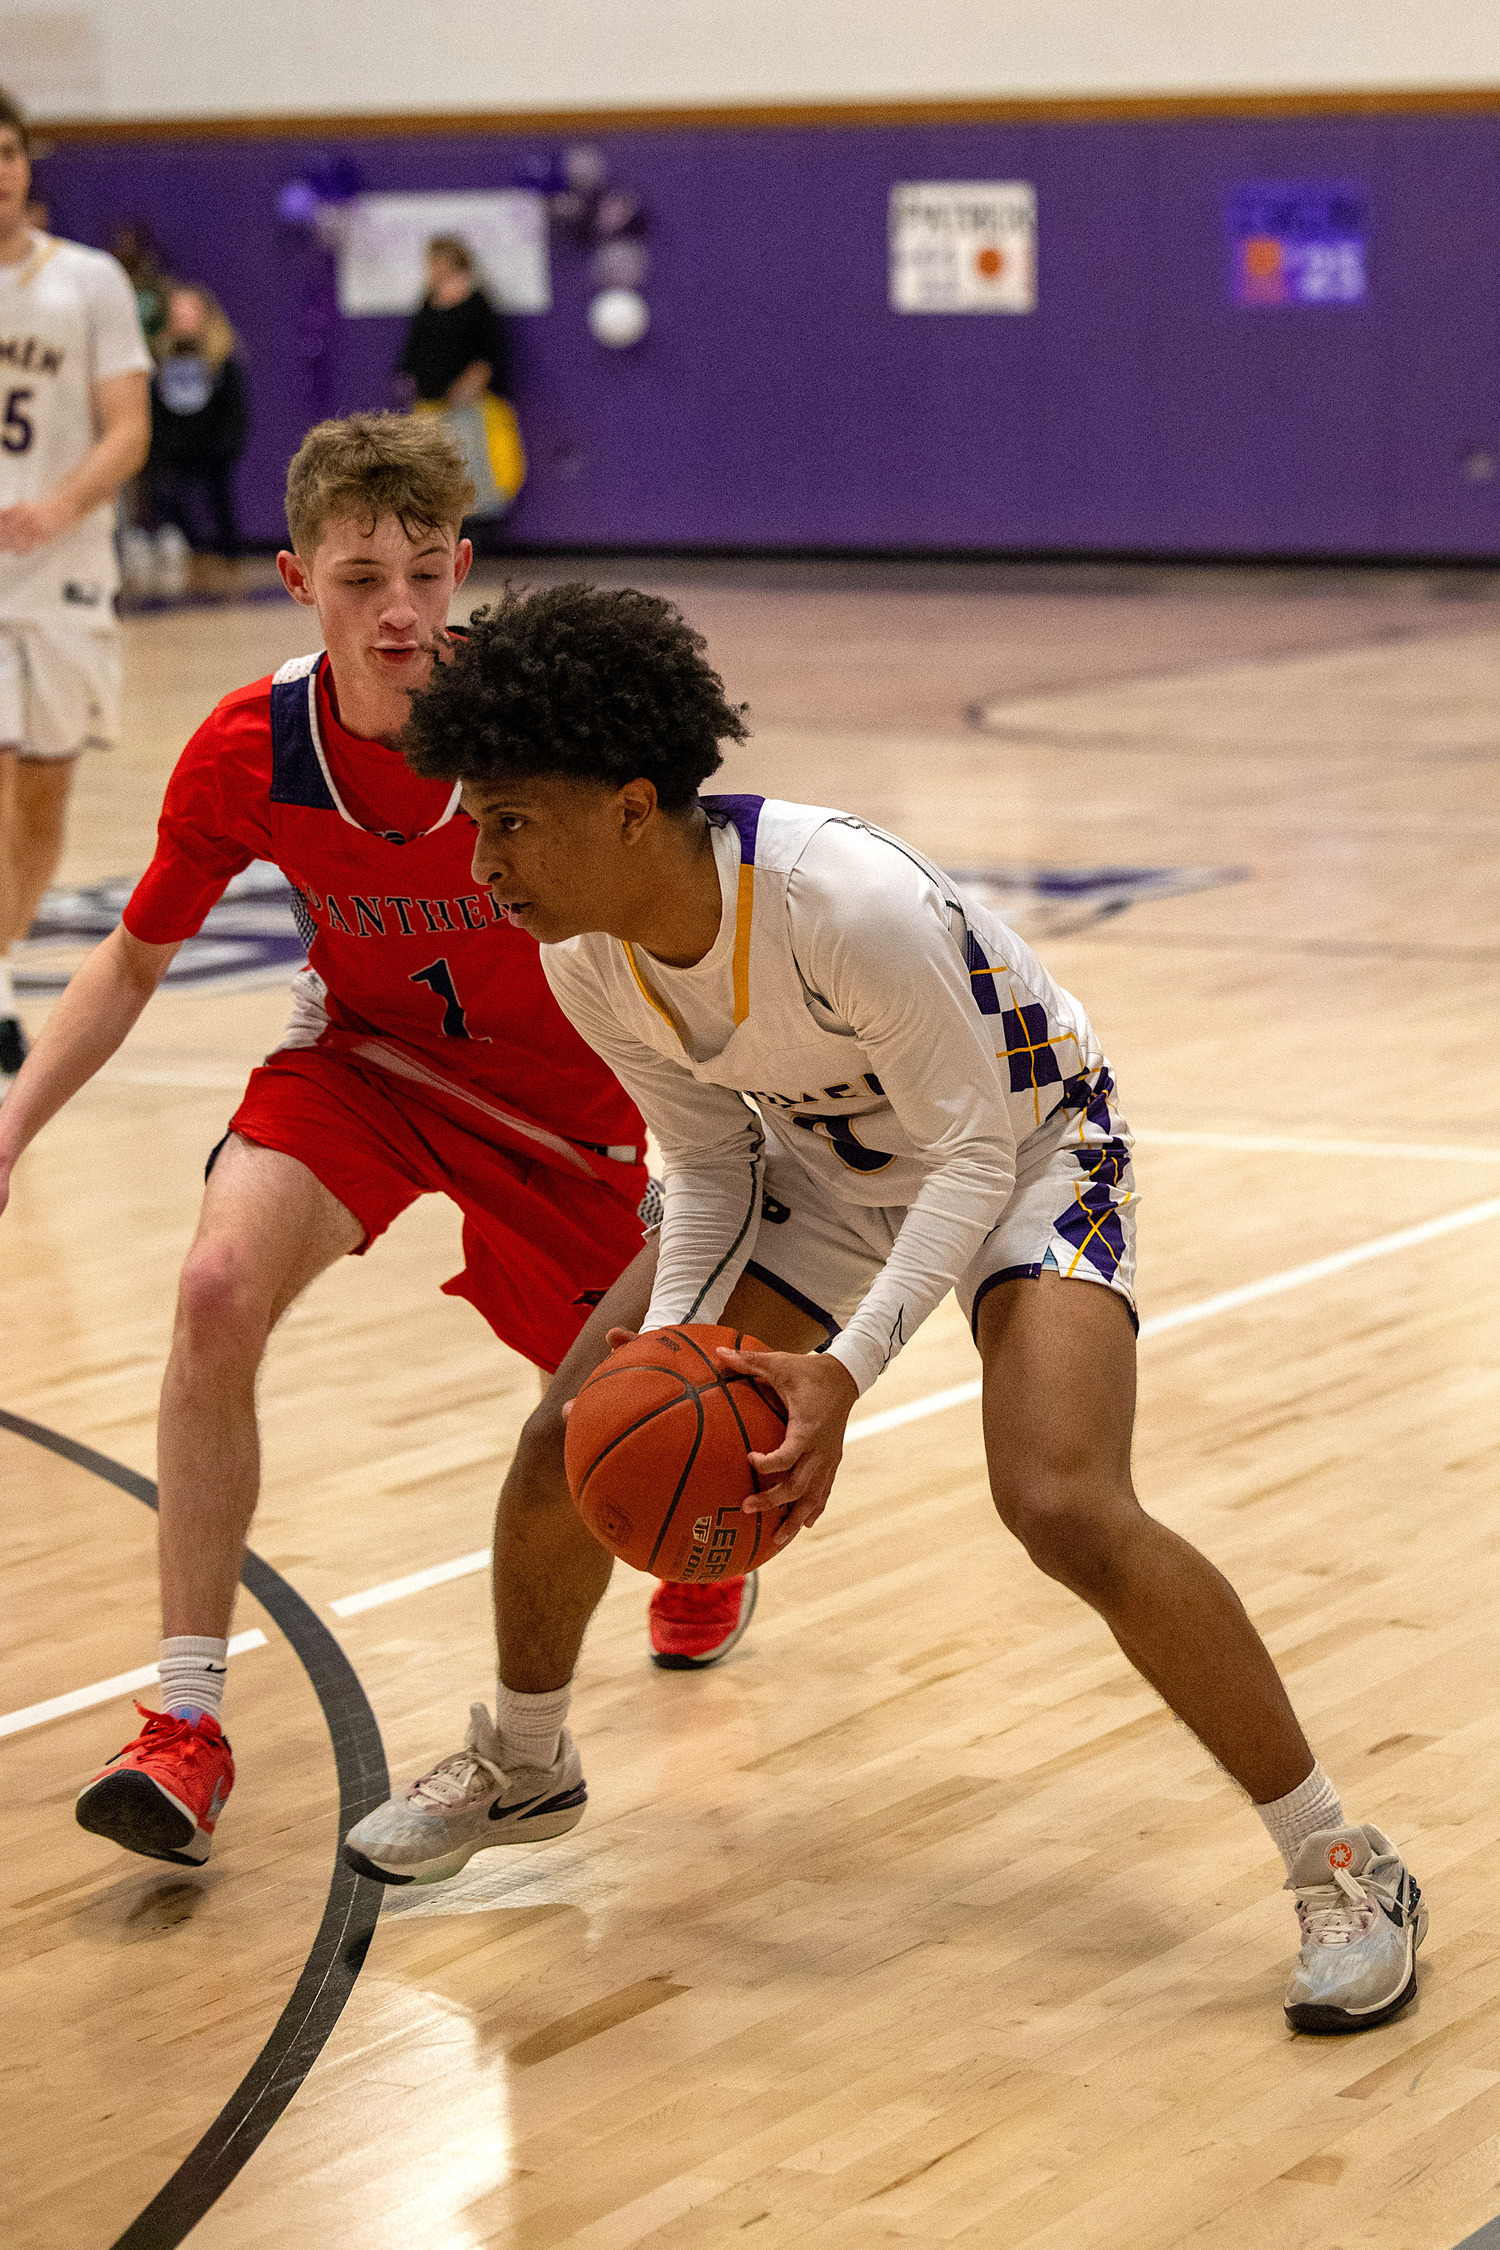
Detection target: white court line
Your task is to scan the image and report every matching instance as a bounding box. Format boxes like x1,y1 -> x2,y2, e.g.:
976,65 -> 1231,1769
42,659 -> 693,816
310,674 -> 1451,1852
330,1549 -> 489,1617
88,1078 -> 1500,1163
87,1078 -> 1500,1166
1133,1128 -> 1500,1165
10,1190 -> 1500,1739
0,1629 -> 267,1741
846,1193 -> 1500,1436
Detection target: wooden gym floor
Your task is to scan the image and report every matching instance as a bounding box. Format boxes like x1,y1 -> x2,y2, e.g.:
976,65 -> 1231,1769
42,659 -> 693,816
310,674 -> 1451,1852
5,558 -> 1500,2250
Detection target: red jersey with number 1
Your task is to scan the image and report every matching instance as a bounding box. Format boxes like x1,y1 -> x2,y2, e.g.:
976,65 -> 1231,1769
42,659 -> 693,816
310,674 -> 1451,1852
123,651 -> 645,1174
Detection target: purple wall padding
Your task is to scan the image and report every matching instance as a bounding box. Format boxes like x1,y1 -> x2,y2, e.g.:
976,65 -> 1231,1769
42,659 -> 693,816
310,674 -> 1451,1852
34,113 -> 1500,556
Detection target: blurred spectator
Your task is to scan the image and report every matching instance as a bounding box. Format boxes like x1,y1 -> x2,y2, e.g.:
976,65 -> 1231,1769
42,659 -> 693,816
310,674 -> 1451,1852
108,219 -> 170,346
133,284 -> 249,595
396,235 -> 524,517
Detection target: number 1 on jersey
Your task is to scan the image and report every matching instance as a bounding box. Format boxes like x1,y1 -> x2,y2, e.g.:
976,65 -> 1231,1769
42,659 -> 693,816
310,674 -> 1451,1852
411,956 -> 478,1039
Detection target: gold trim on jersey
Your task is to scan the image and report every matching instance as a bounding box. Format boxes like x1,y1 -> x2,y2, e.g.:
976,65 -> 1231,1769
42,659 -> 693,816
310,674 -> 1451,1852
731,861 -> 754,1024
622,940 -> 692,1047
621,842 -> 755,1045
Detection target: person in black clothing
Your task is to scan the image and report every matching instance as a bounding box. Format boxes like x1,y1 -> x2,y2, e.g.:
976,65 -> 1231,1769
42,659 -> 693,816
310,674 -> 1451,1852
396,237 -> 524,520
141,284 -> 249,587
397,235 -> 512,406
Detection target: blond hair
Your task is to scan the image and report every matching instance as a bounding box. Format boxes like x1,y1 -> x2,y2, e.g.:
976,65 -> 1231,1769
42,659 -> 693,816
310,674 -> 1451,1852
158,284 -> 238,373
284,411 -> 475,555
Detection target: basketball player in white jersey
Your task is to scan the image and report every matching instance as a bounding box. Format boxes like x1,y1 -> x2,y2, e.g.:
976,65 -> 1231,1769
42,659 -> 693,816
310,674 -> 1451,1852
344,583 -> 1426,2039
0,91 -> 151,1074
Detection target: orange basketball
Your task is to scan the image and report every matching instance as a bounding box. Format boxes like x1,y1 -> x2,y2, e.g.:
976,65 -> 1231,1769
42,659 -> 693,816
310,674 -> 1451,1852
564,1323 -> 794,1580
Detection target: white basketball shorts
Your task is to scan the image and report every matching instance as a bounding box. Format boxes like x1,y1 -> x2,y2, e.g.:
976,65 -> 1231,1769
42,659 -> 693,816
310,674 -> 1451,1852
744,1064 -> 1138,1344
0,619 -> 120,760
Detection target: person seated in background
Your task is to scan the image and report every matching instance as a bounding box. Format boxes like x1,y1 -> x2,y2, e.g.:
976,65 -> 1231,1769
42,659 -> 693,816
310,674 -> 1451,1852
396,234 -> 524,524
132,283 -> 249,598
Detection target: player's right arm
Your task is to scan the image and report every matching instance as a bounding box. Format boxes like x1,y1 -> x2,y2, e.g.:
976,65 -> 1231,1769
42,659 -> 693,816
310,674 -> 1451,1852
0,926 -> 180,1211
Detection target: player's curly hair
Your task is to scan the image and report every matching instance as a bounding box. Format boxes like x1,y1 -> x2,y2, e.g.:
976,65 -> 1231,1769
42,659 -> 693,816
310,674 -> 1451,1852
404,583 -> 749,812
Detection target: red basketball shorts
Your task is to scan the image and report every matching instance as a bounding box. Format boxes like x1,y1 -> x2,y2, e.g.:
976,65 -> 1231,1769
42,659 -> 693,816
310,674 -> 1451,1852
227,1047 -> 651,1374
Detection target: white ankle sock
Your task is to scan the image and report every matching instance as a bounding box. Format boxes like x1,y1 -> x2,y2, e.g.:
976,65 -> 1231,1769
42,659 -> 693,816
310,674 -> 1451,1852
496,1680 -> 570,1771
0,955 -> 14,1014
1255,1761 -> 1345,1874
158,1635 -> 229,1725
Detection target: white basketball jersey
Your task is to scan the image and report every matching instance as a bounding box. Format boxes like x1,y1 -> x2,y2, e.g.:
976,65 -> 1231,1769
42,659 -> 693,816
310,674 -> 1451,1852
0,234 -> 150,621
546,794 -> 1105,1211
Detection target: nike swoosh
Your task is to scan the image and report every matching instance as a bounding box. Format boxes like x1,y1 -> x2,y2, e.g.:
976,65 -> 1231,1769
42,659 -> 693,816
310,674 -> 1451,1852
488,1790 -> 544,1823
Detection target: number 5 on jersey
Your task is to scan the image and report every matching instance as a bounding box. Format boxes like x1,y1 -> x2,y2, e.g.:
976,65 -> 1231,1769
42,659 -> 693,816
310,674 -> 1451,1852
2,388 -> 33,453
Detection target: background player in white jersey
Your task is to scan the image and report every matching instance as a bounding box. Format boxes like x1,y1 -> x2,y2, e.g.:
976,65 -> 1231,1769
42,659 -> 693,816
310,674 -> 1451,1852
0,90 -> 151,1075
345,583 -> 1426,2040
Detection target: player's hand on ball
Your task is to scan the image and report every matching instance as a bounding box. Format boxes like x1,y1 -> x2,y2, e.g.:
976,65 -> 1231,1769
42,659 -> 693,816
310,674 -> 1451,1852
716,1343 -> 858,1549
561,1327 -> 640,1420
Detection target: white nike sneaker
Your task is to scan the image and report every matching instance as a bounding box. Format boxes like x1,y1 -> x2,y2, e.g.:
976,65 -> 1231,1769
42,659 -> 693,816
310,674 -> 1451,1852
1283,1823 -> 1427,2033
343,1703 -> 586,1886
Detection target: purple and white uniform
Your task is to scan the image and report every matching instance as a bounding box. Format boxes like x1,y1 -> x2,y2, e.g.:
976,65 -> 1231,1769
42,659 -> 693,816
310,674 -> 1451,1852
541,795 -> 1137,1395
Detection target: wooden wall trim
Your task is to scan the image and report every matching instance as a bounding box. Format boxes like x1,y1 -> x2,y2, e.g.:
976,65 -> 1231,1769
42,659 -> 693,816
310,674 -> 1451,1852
30,84 -> 1500,148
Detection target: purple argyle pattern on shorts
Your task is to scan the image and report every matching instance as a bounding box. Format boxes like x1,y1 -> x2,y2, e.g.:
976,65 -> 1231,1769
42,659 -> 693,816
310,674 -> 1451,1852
1002,1001 -> 1063,1093
1047,1066 -> 1131,1281
1055,1157 -> 1129,1280
1055,1064 -> 1116,1130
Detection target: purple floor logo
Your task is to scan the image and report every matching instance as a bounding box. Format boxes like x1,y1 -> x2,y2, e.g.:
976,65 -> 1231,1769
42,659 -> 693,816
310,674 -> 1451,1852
18,861 -> 308,997
18,857 -> 1247,1000
949,864 -> 1247,940
1224,182 -> 1367,307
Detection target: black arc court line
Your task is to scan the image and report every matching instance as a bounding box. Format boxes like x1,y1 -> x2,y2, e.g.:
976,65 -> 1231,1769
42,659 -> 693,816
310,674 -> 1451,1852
0,1407 -> 390,2249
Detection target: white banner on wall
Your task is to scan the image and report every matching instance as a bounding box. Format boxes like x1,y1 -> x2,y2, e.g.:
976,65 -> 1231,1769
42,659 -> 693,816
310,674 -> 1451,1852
336,191 -> 552,317
889,181 -> 1037,313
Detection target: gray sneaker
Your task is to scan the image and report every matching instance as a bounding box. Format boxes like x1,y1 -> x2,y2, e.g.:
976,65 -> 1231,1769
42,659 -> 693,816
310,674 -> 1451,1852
343,1703 -> 586,1887
1283,1823 -> 1426,2033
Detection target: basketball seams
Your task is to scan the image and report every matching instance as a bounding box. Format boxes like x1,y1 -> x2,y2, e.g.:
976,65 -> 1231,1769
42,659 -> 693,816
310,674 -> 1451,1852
567,1324 -> 794,1580
569,1374 -> 698,1503
644,1392 -> 708,1572
713,1372 -> 770,1566
675,1324 -> 791,1479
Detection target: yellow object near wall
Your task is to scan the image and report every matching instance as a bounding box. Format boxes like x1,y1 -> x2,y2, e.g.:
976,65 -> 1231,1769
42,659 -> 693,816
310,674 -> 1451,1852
415,393 -> 526,516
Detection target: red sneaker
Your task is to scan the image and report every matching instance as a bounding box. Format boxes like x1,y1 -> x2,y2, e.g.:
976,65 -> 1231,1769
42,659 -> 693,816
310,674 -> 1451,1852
648,1573 -> 759,1669
76,1703 -> 235,1866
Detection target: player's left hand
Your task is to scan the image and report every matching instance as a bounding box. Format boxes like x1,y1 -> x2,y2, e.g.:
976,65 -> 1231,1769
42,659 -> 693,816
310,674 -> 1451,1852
0,498 -> 69,552
715,1343 -> 858,1550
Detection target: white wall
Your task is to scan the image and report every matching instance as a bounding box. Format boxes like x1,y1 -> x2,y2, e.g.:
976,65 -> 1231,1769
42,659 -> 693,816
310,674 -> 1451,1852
4,0 -> 1500,123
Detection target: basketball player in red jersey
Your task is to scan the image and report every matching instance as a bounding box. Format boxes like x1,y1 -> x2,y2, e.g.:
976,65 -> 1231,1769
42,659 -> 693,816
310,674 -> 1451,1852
0,415 -> 742,1871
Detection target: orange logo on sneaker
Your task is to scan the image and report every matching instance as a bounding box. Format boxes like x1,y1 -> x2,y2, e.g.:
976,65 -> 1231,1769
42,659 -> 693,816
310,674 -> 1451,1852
1328,1841 -> 1355,1871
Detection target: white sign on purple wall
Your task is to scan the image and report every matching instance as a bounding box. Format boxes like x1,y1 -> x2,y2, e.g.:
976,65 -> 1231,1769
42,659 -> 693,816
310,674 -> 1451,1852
889,181 -> 1037,313
336,191 -> 552,318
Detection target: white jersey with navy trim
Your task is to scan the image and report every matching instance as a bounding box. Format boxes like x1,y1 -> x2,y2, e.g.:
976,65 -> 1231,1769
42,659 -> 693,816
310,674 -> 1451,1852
0,234 -> 150,623
540,794 -> 1111,1395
